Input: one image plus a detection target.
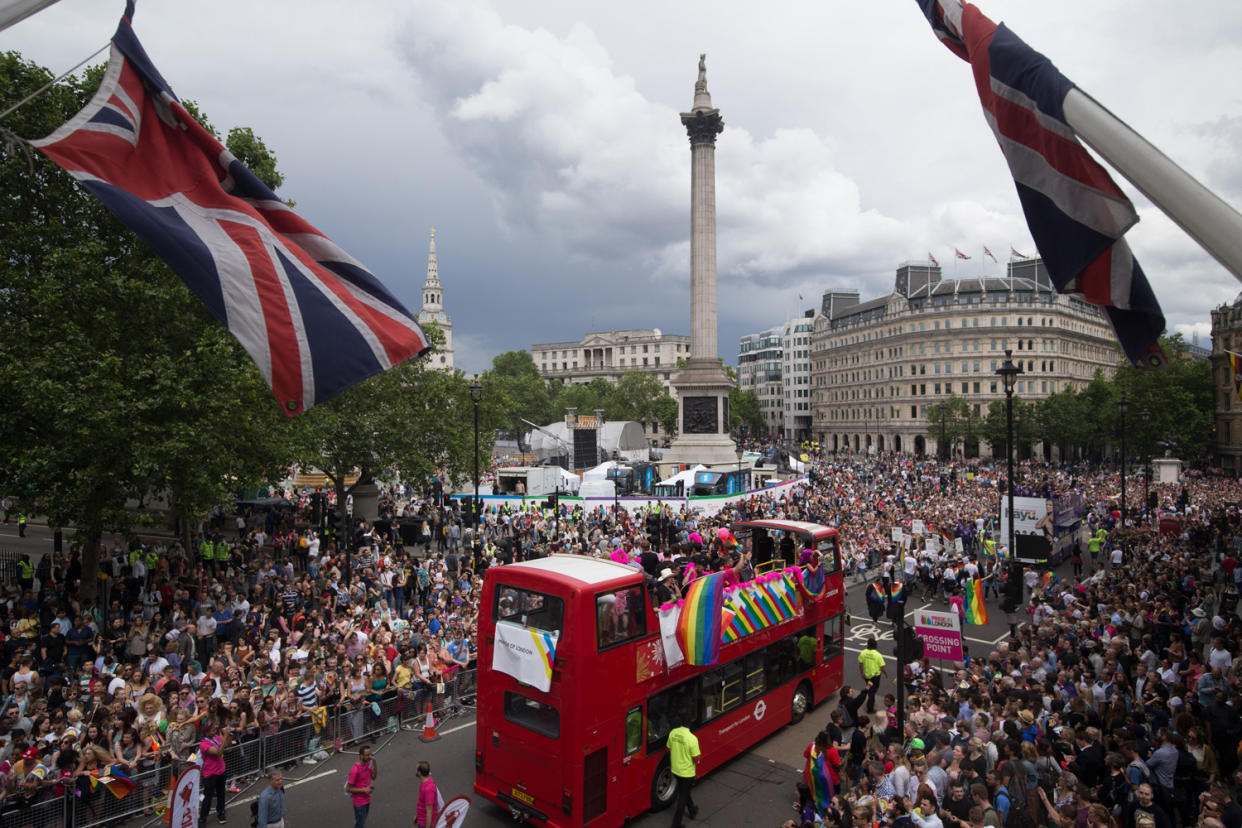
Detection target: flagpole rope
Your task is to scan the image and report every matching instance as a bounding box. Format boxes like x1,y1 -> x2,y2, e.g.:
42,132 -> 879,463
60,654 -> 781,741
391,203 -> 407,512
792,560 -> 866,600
0,41 -> 110,123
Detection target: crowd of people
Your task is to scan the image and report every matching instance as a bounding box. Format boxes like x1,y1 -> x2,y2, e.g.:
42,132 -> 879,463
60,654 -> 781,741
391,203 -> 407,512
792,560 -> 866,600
0,452 -> 1237,828
786,463 -> 1242,828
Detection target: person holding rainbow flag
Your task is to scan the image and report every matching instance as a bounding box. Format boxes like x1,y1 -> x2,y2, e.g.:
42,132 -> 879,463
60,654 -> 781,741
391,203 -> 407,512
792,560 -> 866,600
801,730 -> 840,818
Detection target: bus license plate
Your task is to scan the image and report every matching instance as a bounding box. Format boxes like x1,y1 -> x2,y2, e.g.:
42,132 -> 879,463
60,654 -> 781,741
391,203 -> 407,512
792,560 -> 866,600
510,788 -> 535,806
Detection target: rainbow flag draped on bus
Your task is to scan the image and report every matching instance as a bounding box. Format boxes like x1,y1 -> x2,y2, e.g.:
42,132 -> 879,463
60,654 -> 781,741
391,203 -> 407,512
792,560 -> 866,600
963,578 -> 988,625
676,572 -> 725,666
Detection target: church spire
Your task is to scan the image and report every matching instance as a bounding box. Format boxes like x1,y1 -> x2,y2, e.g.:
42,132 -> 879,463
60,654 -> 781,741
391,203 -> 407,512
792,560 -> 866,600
417,226 -> 454,371
424,227 -> 440,289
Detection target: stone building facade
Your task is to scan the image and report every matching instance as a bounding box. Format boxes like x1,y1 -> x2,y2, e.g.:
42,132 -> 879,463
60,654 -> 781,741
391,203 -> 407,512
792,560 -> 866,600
810,258 -> 1119,455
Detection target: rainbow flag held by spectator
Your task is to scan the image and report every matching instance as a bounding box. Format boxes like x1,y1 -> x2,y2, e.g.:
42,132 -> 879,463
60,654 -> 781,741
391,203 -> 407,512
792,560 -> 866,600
93,767 -> 136,799
804,744 -> 836,813
964,578 -> 988,625
676,572 -> 725,666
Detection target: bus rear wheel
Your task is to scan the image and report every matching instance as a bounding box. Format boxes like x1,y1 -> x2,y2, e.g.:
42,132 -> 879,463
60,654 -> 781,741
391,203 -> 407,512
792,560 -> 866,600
791,681 -> 813,724
650,757 -> 677,811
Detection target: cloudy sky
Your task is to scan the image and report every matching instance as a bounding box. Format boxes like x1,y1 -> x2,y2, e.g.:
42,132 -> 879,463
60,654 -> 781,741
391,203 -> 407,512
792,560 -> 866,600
5,0 -> 1242,375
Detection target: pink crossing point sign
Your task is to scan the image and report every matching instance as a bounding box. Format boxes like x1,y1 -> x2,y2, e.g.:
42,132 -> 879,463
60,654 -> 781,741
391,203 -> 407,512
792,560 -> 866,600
913,609 -> 963,662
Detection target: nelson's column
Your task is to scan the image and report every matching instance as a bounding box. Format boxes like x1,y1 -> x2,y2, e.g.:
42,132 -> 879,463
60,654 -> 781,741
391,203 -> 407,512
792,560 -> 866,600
663,55 -> 740,469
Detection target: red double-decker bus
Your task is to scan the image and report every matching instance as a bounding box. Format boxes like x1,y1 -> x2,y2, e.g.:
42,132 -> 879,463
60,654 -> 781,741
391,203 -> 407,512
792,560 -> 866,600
473,520 -> 845,827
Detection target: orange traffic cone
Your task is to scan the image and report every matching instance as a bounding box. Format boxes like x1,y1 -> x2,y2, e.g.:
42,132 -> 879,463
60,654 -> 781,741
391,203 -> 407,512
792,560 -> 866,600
419,701 -> 440,743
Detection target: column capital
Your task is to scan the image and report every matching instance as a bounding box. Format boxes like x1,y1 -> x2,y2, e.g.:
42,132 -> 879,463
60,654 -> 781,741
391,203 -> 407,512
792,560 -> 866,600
680,109 -> 723,146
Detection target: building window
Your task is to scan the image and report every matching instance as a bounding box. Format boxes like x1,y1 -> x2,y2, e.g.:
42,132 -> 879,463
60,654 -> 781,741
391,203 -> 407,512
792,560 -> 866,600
961,382 -> 969,393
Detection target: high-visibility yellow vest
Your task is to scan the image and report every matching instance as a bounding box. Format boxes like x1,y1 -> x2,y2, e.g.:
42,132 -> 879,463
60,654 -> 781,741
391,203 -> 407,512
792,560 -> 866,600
214,541 -> 230,561
17,560 -> 33,580
199,541 -> 213,559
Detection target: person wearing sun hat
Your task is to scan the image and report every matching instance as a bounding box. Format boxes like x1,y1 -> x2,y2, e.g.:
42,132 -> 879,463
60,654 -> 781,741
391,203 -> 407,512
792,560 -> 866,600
655,568 -> 681,605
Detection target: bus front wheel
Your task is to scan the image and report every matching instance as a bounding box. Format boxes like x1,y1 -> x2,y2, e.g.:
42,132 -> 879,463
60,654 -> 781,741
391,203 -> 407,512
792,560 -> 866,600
791,681 -> 813,724
650,757 -> 677,811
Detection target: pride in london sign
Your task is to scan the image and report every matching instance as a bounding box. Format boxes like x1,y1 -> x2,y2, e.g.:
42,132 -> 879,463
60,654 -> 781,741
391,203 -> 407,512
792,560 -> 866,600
913,609 -> 963,662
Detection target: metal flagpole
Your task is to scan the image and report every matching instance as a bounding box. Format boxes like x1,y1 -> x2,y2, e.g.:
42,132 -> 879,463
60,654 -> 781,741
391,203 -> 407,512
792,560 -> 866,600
1062,89 -> 1242,286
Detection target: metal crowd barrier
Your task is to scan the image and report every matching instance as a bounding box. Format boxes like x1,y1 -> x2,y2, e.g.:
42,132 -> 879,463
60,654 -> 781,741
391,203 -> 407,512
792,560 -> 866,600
73,763 -> 172,828
65,673 -> 481,828
0,791 -> 66,828
398,669 -> 478,728
261,719 -> 327,769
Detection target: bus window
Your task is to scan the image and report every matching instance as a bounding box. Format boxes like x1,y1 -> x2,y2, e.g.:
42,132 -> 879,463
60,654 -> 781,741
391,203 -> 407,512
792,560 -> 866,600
765,626 -> 815,688
817,537 -> 841,573
494,586 -> 564,636
646,680 -> 699,751
743,652 -> 766,700
720,661 -> 744,714
625,707 -> 643,755
595,585 -> 648,649
503,691 -> 560,739
822,615 -> 844,663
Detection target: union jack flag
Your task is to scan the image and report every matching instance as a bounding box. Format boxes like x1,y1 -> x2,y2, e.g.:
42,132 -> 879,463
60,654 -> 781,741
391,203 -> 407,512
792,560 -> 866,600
1010,246 -> 1029,259
954,247 -> 971,260
32,3 -> 430,416
983,245 -> 997,262
928,251 -> 939,266
915,0 -> 1165,369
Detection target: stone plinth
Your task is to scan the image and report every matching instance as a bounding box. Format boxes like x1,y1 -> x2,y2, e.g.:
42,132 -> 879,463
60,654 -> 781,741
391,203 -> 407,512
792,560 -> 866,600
1153,457 -> 1182,484
351,481 -> 380,521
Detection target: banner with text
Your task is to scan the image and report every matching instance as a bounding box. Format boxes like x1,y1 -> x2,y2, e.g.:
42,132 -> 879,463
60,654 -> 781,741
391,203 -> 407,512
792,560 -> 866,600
998,495 -> 1053,565
492,620 -> 559,692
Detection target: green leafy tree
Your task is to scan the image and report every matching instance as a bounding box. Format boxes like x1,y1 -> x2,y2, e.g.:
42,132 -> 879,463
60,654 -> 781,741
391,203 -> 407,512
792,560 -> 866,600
926,395 -> 970,457
609,370 -> 677,435
226,126 -> 285,193
729,388 -> 763,435
293,329 -> 484,553
481,350 -> 555,445
981,398 -> 1034,459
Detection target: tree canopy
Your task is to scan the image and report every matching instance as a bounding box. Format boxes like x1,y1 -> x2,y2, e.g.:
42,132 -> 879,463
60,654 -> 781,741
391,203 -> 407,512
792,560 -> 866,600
925,335 -> 1211,462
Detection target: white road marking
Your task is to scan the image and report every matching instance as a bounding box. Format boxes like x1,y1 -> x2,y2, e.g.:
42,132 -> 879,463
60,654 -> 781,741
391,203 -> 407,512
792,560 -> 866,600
229,769 -> 337,808
441,721 -> 476,737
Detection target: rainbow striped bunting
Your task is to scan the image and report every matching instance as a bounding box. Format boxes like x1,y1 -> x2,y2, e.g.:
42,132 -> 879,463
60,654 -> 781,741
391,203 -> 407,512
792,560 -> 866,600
676,571 -> 725,666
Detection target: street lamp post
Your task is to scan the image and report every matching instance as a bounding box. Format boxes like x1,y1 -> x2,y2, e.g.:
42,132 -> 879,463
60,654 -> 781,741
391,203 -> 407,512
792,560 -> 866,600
470,376 -> 483,546
995,350 -> 1023,592
1118,395 -> 1130,527
1141,409 -> 1151,527
735,441 -> 745,494
939,406 -> 947,461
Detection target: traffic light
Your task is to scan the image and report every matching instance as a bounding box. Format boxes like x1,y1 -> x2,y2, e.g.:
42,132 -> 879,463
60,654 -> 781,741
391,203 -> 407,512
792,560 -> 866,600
646,513 -> 660,549
1001,568 -> 1023,613
894,626 -> 924,662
